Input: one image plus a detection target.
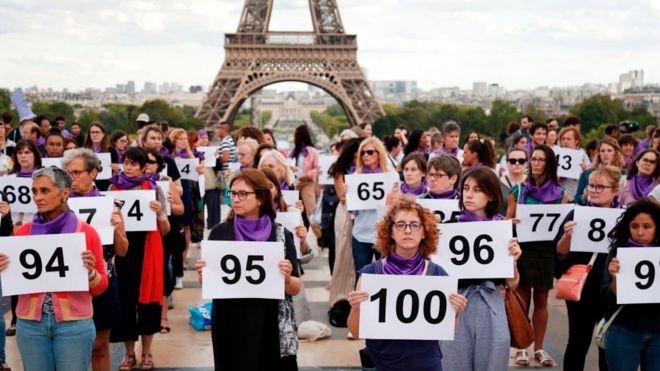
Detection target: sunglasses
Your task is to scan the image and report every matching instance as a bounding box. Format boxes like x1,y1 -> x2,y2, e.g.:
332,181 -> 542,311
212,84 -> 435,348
360,150 -> 377,156
508,158 -> 527,165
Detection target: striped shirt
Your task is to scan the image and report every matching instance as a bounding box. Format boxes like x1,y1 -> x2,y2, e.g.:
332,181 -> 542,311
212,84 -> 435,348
219,135 -> 237,170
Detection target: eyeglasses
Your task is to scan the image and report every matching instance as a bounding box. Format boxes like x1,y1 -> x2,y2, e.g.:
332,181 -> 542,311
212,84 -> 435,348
508,158 -> 527,165
587,184 -> 614,193
227,190 -> 256,200
640,157 -> 657,165
67,169 -> 90,178
393,221 -> 422,232
427,172 -> 447,180
360,150 -> 377,157
530,157 -> 546,163
146,159 -> 157,164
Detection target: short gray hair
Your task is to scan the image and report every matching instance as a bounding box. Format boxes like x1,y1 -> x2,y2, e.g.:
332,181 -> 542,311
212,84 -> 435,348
441,120 -> 461,135
33,167 -> 72,191
61,148 -> 102,172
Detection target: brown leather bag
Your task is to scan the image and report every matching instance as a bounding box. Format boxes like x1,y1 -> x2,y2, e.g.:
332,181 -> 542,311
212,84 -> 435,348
504,288 -> 535,349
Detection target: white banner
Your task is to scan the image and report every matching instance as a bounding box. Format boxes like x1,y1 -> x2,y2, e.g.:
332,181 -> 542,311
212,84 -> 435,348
433,220 -> 514,278
318,155 -> 338,186
0,233 -> 88,296
554,147 -> 583,180
101,190 -> 157,231
416,199 -> 461,223
68,197 -> 114,245
175,158 -> 200,181
359,274 -> 457,340
515,204 -> 573,242
570,206 -> 625,253
227,162 -> 241,173
197,146 -> 220,168
345,172 -> 399,211
0,176 -> 36,213
201,241 -> 284,300
156,181 -> 171,216
281,190 -> 300,207
276,212 -> 303,257
617,247 -> 660,304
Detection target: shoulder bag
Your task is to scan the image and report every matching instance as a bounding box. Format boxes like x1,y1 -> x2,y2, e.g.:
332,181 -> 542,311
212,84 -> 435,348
595,306 -> 624,349
504,288 -> 535,349
556,253 -> 597,301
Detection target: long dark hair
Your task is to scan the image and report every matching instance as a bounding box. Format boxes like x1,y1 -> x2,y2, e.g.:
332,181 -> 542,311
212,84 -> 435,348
608,200 -> 660,254
458,167 -> 503,218
627,149 -> 660,180
292,125 -> 314,159
528,144 -> 559,186
12,140 -> 42,173
228,169 -> 276,221
403,129 -> 424,156
329,138 -> 363,178
465,139 -> 496,168
83,122 -> 109,152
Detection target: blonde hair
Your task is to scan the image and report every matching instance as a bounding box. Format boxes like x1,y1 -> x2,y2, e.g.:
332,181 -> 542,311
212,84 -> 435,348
258,149 -> 295,186
589,165 -> 622,193
357,137 -> 389,173
593,139 -> 625,169
168,128 -> 193,158
237,137 -> 259,156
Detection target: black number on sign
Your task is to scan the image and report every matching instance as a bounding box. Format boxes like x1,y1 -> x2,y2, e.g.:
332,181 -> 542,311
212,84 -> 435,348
45,247 -> 70,277
18,186 -> 31,204
372,182 -> 385,200
220,255 -> 241,284
434,210 -> 461,223
449,236 -> 470,265
245,255 -> 266,284
449,234 -> 494,265
588,218 -> 606,242
371,288 -> 388,323
474,235 -> 495,264
2,185 -> 15,203
423,290 -> 447,324
357,182 -> 370,201
530,213 -> 562,232
79,208 -> 97,224
634,260 -> 655,290
556,154 -> 572,171
357,182 -> 385,201
19,249 -> 42,280
396,289 -> 420,324
371,289 -> 449,325
127,200 -> 143,221
181,164 -> 191,175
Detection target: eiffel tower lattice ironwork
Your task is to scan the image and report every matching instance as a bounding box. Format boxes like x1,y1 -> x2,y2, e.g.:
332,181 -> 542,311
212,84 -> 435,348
196,0 -> 384,128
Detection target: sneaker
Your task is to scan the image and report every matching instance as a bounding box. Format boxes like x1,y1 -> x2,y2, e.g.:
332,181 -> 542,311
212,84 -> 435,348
168,294 -> 174,310
174,277 -> 183,289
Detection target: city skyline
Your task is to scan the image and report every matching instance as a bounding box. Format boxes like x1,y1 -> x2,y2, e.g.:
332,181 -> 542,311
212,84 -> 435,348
2,1 -> 660,91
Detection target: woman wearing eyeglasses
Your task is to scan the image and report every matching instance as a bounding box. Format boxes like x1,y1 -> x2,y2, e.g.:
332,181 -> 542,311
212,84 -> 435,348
109,130 -> 129,175
347,198 -> 467,371
195,169 -> 301,371
620,149 -> 660,206
423,154 -> 462,199
506,144 -> 569,367
554,166 -> 622,371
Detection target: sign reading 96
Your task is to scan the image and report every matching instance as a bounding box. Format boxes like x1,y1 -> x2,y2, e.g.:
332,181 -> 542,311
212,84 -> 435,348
345,173 -> 399,211
616,247 -> 660,304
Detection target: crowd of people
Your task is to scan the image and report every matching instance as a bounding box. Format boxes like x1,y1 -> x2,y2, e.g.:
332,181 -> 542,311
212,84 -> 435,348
0,110 -> 658,371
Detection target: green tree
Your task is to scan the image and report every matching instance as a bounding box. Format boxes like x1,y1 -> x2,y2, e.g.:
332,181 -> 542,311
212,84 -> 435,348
31,101 -> 75,122
0,89 -> 11,113
488,100 -> 520,137
570,95 -> 623,134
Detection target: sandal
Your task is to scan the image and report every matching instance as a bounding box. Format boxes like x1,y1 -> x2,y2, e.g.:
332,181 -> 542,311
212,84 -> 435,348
515,349 -> 530,366
0,362 -> 11,371
160,319 -> 171,334
534,349 -> 554,367
118,353 -> 137,370
5,326 -> 15,337
141,354 -> 154,370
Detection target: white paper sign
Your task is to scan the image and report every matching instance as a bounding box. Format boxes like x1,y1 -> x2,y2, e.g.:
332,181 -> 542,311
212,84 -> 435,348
554,147 -> 583,180
68,197 -> 114,245
42,157 -> 63,168
227,162 -> 241,173
96,153 -> 112,180
201,241 -> 284,300
198,146 -> 220,168
318,155 -> 338,186
617,247 -> 660,304
156,181 -> 171,216
101,190 -> 156,231
416,199 -> 461,223
433,220 -> 514,278
281,190 -> 300,207
175,158 -> 200,181
276,212 -> 303,257
359,274 -> 457,340
0,176 -> 36,213
345,172 -> 399,211
0,233 -> 88,296
515,204 -> 573,242
570,206 -> 625,253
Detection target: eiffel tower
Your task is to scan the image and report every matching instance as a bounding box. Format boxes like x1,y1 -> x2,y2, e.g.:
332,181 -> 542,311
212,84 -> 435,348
196,0 -> 383,128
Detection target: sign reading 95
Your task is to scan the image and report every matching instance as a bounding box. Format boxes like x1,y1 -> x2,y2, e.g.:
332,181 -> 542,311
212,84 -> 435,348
345,173 -> 399,211
616,247 -> 660,304
359,274 -> 457,340
0,177 -> 36,213
201,241 -> 284,300
432,220 -> 514,278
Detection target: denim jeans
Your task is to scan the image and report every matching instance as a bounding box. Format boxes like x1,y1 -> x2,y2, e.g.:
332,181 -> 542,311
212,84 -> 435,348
605,323 -> 660,371
16,314 -> 95,371
352,237 -> 380,275
0,282 -> 5,362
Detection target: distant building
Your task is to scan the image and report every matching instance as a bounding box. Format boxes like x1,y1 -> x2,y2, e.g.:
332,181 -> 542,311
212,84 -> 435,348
619,70 -> 644,93
473,81 -> 488,96
189,85 -> 203,94
126,80 -> 135,94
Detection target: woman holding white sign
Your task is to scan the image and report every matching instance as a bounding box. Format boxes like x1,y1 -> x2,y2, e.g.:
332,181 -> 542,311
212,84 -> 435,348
620,149 -> 660,206
601,200 -> 660,370
555,166 -> 622,371
0,167 -> 108,371
346,198 -> 467,370
440,167 -> 522,371
195,169 -> 301,371
506,144 -> 568,367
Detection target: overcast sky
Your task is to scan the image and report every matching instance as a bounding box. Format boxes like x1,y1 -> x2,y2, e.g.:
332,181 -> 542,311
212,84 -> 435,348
2,0 -> 659,91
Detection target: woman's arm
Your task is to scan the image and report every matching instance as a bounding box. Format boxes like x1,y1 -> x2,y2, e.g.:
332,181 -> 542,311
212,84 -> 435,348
0,201 -> 13,236
111,208 -> 129,257
504,238 -> 522,289
169,179 -> 185,216
505,192 -> 517,220
334,175 -> 347,204
347,278 -> 368,338
85,226 -> 109,296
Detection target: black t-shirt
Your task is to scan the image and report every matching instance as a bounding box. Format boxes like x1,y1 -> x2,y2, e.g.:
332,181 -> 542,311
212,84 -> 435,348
163,156 -> 181,182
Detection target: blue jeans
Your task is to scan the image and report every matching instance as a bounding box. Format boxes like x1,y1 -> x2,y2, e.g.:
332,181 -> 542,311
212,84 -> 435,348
16,314 -> 95,371
0,282 -> 5,362
605,323 -> 660,371
352,237 -> 380,275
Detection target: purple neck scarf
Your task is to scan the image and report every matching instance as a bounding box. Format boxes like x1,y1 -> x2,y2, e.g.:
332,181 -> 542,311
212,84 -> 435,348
116,149 -> 123,164
36,137 -> 45,146
234,215 -> 273,241
92,145 -> 102,153
440,146 -> 458,157
148,172 -> 161,182
383,251 -> 425,275
630,174 -> 658,200
347,163 -> 356,174
70,187 -> 102,198
159,147 -> 170,157
31,210 -> 79,235
110,172 -> 156,190
16,169 -> 35,178
626,238 -> 654,248
173,149 -> 189,159
361,165 -> 382,174
520,178 -> 563,203
279,181 -> 290,191
194,150 -> 205,161
457,210 -> 504,222
401,179 -> 428,196
429,188 -> 459,199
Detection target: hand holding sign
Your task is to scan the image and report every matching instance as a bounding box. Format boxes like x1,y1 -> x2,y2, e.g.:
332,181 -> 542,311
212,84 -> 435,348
0,176 -> 36,213
101,190 -> 157,231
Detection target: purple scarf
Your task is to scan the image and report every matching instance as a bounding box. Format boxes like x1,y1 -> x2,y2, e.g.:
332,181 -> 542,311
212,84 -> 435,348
429,188 -> 459,199
70,187 -> 102,198
91,145 -> 102,154
16,169 -> 35,178
383,251 -> 425,275
401,179 -> 428,196
630,174 -> 658,200
116,149 -> 123,164
31,210 -> 79,235
279,181 -> 290,191
110,172 -> 156,190
457,210 -> 504,222
148,172 -> 161,182
361,165 -> 382,174
159,147 -> 170,157
626,238 -> 654,248
173,149 -> 190,159
520,178 -> 563,203
36,137 -> 45,146
347,163 -> 356,174
234,215 -> 272,241
439,146 -> 458,157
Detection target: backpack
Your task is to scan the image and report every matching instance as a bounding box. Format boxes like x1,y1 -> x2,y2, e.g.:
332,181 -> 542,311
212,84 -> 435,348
327,299 -> 351,327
